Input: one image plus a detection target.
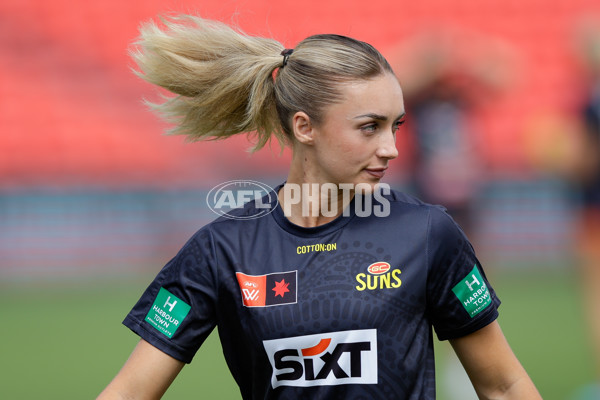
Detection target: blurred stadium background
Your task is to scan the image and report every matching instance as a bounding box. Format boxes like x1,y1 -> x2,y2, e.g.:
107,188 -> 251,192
1,0 -> 600,398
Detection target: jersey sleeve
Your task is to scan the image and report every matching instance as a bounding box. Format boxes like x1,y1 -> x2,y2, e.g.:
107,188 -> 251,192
425,206 -> 501,341
122,227 -> 218,363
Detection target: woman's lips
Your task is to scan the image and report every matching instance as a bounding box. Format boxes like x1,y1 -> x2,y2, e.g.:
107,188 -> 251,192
364,168 -> 386,179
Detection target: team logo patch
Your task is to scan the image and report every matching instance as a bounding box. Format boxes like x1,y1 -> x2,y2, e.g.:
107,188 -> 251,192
355,262 -> 402,291
144,287 -> 191,338
236,271 -> 297,307
452,265 -> 492,318
263,329 -> 378,388
367,261 -> 390,274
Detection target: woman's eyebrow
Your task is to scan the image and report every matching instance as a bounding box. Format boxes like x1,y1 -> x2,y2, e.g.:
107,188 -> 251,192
353,112 -> 406,121
353,113 -> 387,121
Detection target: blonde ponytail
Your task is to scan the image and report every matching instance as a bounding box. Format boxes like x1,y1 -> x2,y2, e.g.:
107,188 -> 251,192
132,15 -> 286,150
132,15 -> 395,151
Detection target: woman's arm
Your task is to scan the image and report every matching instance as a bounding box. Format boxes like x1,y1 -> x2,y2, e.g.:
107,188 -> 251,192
97,339 -> 185,400
449,321 -> 542,399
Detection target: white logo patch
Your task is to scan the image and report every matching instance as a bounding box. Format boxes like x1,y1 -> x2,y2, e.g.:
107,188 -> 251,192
263,329 -> 378,388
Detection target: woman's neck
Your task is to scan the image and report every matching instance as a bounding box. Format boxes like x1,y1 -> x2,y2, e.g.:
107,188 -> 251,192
278,179 -> 355,228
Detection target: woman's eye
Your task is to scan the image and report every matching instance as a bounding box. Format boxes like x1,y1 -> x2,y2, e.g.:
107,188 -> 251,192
392,119 -> 406,133
361,124 -> 377,133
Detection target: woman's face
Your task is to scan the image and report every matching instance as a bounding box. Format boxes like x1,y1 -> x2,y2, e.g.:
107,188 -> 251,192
306,72 -> 405,189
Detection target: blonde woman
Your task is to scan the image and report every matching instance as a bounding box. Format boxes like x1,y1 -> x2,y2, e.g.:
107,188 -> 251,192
98,15 -> 541,400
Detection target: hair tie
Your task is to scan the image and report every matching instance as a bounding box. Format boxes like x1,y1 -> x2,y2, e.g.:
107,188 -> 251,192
281,48 -> 294,67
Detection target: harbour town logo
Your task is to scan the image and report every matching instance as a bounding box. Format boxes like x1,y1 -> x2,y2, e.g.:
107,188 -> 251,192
452,265 -> 492,318
144,287 -> 191,338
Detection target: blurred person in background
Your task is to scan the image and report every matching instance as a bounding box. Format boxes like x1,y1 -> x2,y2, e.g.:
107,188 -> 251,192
98,15 -> 540,399
400,58 -> 483,236
404,72 -> 482,234
393,30 -> 509,237
571,19 -> 600,400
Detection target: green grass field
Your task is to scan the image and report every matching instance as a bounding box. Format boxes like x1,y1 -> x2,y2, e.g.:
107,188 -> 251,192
0,268 -> 594,399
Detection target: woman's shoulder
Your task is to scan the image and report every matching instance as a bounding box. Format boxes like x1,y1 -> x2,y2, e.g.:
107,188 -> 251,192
384,187 -> 446,214
384,187 -> 464,236
194,194 -> 275,236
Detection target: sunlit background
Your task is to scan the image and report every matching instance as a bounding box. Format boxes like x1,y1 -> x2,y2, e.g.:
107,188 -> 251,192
1,0 -> 600,399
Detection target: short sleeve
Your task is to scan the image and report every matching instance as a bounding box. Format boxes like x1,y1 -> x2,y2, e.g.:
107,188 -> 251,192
425,206 -> 501,340
122,227 -> 218,363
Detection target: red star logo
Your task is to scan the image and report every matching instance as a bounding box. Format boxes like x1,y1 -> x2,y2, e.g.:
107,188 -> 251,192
272,279 -> 290,298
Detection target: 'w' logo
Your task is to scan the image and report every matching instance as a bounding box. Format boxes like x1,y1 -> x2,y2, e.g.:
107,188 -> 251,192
242,289 -> 260,301
236,270 -> 297,307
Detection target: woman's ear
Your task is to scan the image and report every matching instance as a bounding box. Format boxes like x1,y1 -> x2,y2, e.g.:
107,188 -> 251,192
292,111 -> 315,145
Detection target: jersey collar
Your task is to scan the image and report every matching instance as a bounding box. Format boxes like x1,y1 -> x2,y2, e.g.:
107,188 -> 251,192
269,183 -> 357,238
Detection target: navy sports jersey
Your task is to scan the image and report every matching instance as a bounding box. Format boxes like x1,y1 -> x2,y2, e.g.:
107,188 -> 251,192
123,185 -> 500,399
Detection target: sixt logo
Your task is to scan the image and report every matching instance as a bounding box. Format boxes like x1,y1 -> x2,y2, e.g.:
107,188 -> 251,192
263,329 -> 377,388
355,262 -> 401,291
